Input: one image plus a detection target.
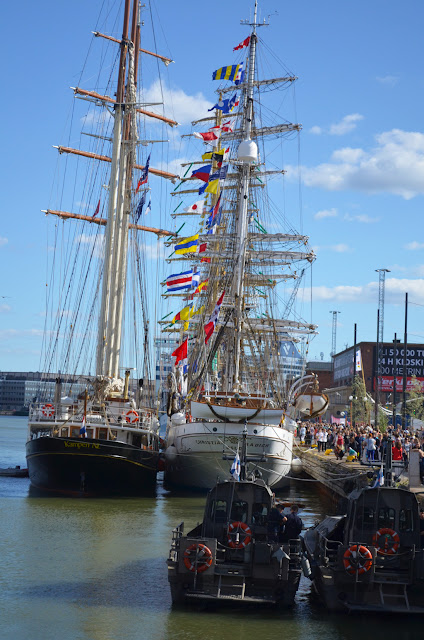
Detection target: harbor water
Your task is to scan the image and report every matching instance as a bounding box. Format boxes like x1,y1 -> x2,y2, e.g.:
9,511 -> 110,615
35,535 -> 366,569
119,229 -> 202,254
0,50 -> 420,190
0,415 -> 422,640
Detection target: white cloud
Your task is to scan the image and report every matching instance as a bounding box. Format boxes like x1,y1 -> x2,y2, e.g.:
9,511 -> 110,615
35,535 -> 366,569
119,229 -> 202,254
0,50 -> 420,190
0,328 -> 44,339
314,208 -> 338,220
377,75 -> 399,87
405,241 -> 424,250
344,213 -> 380,223
309,114 -> 364,137
0,304 -> 11,313
76,233 -> 104,258
299,129 -> 424,199
140,241 -> 167,261
313,243 -> 352,253
141,80 -> 213,126
0,236 -> 8,247
329,114 -> 364,136
310,277 -> 424,304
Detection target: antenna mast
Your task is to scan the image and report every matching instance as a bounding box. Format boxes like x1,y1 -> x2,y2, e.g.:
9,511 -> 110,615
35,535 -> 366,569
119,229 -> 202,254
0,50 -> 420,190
329,310 -> 340,357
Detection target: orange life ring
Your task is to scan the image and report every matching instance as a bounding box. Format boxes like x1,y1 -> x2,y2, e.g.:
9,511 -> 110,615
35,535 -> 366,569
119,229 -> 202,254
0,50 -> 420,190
372,528 -> 400,555
343,545 -> 373,575
125,410 -> 139,424
42,404 -> 55,418
227,521 -> 252,549
183,543 -> 213,573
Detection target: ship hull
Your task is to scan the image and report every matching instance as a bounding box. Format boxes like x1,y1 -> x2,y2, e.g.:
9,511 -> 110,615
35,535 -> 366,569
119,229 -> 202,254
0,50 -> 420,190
164,422 -> 292,491
26,436 -> 159,496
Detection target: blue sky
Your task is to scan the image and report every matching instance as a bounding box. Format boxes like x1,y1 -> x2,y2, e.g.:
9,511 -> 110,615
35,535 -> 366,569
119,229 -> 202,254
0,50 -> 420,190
1,0 -> 424,372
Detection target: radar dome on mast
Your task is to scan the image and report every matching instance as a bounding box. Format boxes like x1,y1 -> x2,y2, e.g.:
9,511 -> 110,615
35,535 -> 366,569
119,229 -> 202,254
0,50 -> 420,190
237,138 -> 258,163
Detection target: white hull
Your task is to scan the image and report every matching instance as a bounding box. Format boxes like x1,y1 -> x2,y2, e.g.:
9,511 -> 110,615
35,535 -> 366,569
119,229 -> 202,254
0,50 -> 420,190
190,400 -> 283,424
164,421 -> 293,491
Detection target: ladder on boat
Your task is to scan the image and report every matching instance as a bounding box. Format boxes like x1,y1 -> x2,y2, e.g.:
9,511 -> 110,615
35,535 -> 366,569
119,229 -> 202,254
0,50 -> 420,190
216,573 -> 246,599
378,582 -> 410,611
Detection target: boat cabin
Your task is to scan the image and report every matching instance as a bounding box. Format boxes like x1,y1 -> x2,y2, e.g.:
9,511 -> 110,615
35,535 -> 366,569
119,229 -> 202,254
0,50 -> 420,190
345,487 -> 420,551
201,478 -> 273,542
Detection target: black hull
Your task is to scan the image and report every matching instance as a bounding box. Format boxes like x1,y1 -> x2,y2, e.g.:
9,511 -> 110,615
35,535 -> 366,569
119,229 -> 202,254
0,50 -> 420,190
26,436 -> 159,496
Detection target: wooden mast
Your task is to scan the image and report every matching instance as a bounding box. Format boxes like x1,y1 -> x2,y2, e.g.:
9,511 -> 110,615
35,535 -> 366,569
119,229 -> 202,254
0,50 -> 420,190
95,0 -> 131,377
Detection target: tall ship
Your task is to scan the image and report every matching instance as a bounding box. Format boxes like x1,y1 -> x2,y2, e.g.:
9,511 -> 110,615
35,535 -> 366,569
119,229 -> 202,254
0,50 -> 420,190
26,0 -> 178,496
162,2 -> 324,491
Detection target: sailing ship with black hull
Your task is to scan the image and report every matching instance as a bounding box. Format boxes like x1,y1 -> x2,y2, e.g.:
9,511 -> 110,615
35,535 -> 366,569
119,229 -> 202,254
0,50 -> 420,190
167,427 -> 302,607
161,2 -> 326,491
303,448 -> 424,613
26,0 -> 179,496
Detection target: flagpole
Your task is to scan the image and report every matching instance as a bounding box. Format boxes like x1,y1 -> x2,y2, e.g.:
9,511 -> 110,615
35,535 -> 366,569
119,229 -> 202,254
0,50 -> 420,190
374,309 -> 380,428
402,292 -> 408,430
353,323 -> 357,431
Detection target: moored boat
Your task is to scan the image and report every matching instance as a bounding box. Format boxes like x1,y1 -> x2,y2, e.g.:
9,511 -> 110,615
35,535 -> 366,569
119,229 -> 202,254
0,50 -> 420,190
303,450 -> 424,613
25,0 -> 178,496
162,0 -> 320,492
167,428 -> 303,606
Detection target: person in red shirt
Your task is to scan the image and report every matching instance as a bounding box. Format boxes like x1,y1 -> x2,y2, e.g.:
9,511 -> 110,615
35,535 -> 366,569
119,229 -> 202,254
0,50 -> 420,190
392,439 -> 403,461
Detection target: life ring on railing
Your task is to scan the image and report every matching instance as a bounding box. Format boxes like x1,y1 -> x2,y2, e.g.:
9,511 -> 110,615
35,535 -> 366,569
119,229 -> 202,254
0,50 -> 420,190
42,404 -> 55,418
183,543 -> 213,573
372,528 -> 400,555
125,410 -> 139,424
343,545 -> 373,575
227,521 -> 252,549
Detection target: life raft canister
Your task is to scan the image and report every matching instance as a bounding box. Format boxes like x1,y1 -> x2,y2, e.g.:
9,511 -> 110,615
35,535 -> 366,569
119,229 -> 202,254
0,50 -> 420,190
227,521 -> 252,549
41,404 -> 55,418
183,543 -> 213,573
343,545 -> 373,575
372,528 -> 400,555
125,410 -> 139,424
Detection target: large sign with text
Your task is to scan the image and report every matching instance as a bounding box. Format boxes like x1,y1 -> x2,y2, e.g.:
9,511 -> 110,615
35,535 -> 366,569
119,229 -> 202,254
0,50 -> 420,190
376,376 -> 424,392
374,345 -> 424,378
333,348 -> 354,382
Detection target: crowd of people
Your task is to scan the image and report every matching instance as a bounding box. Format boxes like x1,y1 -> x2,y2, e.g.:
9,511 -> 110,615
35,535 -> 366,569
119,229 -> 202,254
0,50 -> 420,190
296,421 -> 424,482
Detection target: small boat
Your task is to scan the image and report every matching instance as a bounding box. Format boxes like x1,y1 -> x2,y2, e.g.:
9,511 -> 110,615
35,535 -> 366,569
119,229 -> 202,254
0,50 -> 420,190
0,466 -> 29,478
303,449 -> 424,613
167,427 -> 303,607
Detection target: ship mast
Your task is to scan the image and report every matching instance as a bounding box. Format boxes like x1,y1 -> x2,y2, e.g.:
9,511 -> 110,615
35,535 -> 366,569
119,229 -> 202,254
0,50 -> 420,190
95,0 -> 139,379
232,0 -> 261,391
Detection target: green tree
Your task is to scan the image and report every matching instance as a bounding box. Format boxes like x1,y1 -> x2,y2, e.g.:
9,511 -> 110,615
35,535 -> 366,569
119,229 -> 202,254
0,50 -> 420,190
350,376 -> 372,425
378,408 -> 388,433
408,375 -> 424,421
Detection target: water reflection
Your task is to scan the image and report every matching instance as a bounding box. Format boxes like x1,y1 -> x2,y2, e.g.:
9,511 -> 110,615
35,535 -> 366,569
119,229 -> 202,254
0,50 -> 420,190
1,417 -> 422,640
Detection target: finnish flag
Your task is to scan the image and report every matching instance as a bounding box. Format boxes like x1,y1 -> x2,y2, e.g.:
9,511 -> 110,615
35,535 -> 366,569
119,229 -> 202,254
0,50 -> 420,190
372,466 -> 384,488
230,450 -> 241,481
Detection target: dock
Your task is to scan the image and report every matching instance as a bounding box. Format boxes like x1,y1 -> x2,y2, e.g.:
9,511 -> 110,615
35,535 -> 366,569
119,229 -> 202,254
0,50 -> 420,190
295,445 -> 424,506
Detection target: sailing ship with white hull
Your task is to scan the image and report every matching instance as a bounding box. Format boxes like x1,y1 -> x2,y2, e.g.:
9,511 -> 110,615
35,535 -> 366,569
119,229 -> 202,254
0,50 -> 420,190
162,3 -> 324,492
26,0 -> 178,496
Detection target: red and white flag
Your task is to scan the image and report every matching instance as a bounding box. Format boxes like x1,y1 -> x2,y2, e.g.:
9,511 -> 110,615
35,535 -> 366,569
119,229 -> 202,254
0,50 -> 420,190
193,131 -> 219,142
204,291 -> 225,344
184,200 -> 205,214
172,338 -> 188,366
233,36 -> 251,51
221,120 -> 234,133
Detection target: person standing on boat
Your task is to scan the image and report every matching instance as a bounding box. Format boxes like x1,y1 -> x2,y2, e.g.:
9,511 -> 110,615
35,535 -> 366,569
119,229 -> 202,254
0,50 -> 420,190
280,505 -> 303,542
267,503 -> 285,543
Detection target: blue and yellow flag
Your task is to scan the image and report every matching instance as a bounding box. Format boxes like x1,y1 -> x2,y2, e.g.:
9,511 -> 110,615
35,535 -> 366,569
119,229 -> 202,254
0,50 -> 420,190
212,64 -> 242,82
175,234 -> 199,254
